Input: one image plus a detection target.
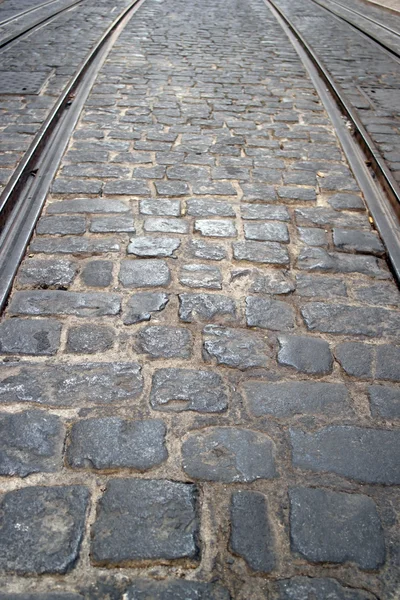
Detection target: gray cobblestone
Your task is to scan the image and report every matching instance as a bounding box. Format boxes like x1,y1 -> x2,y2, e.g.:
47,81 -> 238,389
36,216 -> 86,235
30,237 -> 120,255
276,577 -> 376,599
17,259 -> 77,288
136,325 -> 192,359
0,318 -> 61,355
80,261 -> 113,288
47,199 -> 129,214
144,217 -> 189,234
179,263 -> 222,289
140,198 -> 181,216
125,580 -> 230,600
66,325 -> 115,354
233,240 -> 289,265
89,215 -> 135,233
246,297 -> 295,330
127,236 -> 181,258
278,334 -> 333,374
123,292 -> 169,325
194,219 -> 237,238
9,291 -> 120,317
203,325 -> 268,369
368,385 -> 400,418
119,260 -> 171,288
179,293 -> 236,323
335,342 -> 373,378
187,239 -> 227,261
376,344 -> 400,381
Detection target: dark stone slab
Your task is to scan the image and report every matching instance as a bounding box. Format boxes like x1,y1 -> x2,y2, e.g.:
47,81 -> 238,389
140,198 -> 181,216
67,418 -> 167,471
144,217 -> 189,234
295,274 -> 347,298
91,479 -> 199,565
36,216 -> 86,235
297,227 -> 327,247
66,325 -> 115,354
241,203 -> 290,221
353,283 -> 399,306
0,410 -> 64,477
335,342 -> 373,378
187,240 -> 227,261
155,181 -> 189,196
244,222 -> 289,243
368,385 -> 400,418
333,229 -> 384,256
295,208 -> 370,229
103,180 -> 149,196
47,199 -> 129,214
179,293 -> 236,323
278,335 -> 333,374
250,270 -> 295,295
277,577 -> 376,600
136,326 -> 192,359
150,368 -> 228,413
81,261 -> 113,288
179,264 -> 222,289
246,297 -> 295,330
243,381 -> 349,417
187,198 -> 235,217
233,240 -> 289,265
119,260 -> 171,288
203,325 -> 268,369
17,259 -> 77,288
376,344 -> 400,381
125,580 -> 230,600
90,215 -> 135,233
0,362 -> 143,406
123,292 -> 169,325
297,247 -> 387,278
9,291 -> 120,317
0,318 -> 61,355
230,491 -> 275,572
0,485 -> 89,574
30,237 -> 120,254
289,487 -> 385,570
328,193 -> 365,211
182,427 -> 276,482
127,237 -> 180,258
291,426 -> 400,484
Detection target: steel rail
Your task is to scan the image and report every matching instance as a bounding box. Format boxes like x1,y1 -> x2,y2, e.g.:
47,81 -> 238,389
0,0 -> 62,27
0,0 -> 146,311
323,0 -> 400,38
264,0 -> 400,280
0,0 -> 85,50
308,0 -> 400,59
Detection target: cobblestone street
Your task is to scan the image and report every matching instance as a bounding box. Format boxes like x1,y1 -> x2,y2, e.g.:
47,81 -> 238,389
0,0 -> 399,597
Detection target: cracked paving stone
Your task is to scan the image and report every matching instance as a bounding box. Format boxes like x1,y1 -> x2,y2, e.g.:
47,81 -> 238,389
244,221 -> 289,243
230,491 -> 276,573
119,260 -> 171,288
194,219 -> 237,238
135,326 -> 192,359
302,303 -> 400,337
289,487 -> 385,570
16,259 -> 77,288
127,236 -> 180,258
182,427 -> 276,482
123,292 -> 169,325
125,580 -> 230,600
243,381 -> 350,417
233,240 -> 289,265
0,486 -> 89,574
91,479 -> 199,565
290,426 -> 400,484
0,318 -> 61,355
9,291 -> 120,317
179,293 -> 236,323
368,385 -> 400,418
0,362 -> 143,406
66,325 -> 115,354
0,410 -> 64,477
67,418 -> 167,471
376,344 -> 400,381
187,240 -> 227,261
80,260 -> 113,288
335,342 -> 373,378
246,297 -> 295,330
203,325 -> 268,369
150,368 -> 228,413
277,334 -> 333,375
250,270 -> 295,295
179,264 -> 222,289
276,577 -> 377,600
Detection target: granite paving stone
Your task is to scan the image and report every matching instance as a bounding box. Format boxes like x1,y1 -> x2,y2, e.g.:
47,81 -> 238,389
278,334 -> 333,374
125,580 -> 230,599
376,344 -> 400,381
16,259 -> 77,288
127,236 -> 181,258
276,577 -> 377,599
135,325 -> 192,359
179,264 -> 222,289
119,260 -> 171,288
80,261 -> 113,288
246,297 -> 296,330
179,293 -> 236,323
233,240 -> 290,265
368,385 -> 400,418
0,318 -> 61,355
66,325 -> 115,354
123,292 -> 169,324
9,291 -> 120,317
203,325 -> 268,369
335,342 -> 374,378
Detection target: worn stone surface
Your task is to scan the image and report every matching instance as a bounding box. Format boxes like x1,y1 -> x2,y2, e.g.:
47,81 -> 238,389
291,426 -> 400,484
179,293 -> 236,323
0,318 -> 61,355
203,325 -> 268,369
276,577 -> 377,600
9,291 -> 120,317
125,580 -> 230,600
0,410 -> 64,477
333,228 -> 384,256
277,335 -> 333,375
233,240 -> 289,265
335,342 -> 373,378
136,326 -> 192,358
80,261 -> 113,288
376,344 -> 400,381
368,385 -> 400,418
66,325 -> 115,354
119,260 -> 171,288
187,239 -> 227,261
16,259 -> 77,288
179,264 -> 222,289
0,486 -> 89,574
150,368 -> 228,413
67,418 -> 167,471
244,222 -> 289,243
123,292 -> 169,324
91,479 -> 199,565
127,236 -> 180,258
250,270 -> 295,295
194,219 -> 237,238
289,487 -> 385,570
230,491 -> 276,572
243,381 -> 350,417
246,297 -> 295,330
297,247 -> 388,278
182,427 -> 276,482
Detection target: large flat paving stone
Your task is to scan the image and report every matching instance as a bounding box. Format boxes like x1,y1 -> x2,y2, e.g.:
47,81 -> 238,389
290,426 -> 400,484
179,293 -> 236,323
243,381 -> 350,417
91,479 -> 199,565
67,418 -> 167,471
119,260 -> 171,288
368,385 -> 400,418
233,240 -> 289,265
277,334 -> 332,374
335,342 -> 374,378
276,577 -> 377,599
127,237 -> 180,258
150,368 -> 228,413
125,579 -> 230,599
289,487 -> 385,570
0,410 -> 64,477
203,325 -> 268,369
0,318 -> 61,355
135,326 -> 192,359
9,291 -> 120,317
0,486 -> 89,574
246,297 -> 295,330
123,292 -> 169,325
182,427 -> 277,482
17,259 -> 77,288
230,491 -> 276,573
0,362 -> 143,406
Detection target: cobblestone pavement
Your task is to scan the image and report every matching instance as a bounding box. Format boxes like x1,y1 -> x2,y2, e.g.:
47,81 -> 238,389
0,0 -> 135,195
273,0 -> 400,185
0,0 -> 399,597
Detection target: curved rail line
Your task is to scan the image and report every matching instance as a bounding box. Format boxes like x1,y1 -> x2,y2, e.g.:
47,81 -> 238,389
308,0 -> 400,59
0,0 -> 146,311
0,0 -> 86,50
264,0 -> 400,280
323,0 -> 400,38
0,0 -> 63,27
